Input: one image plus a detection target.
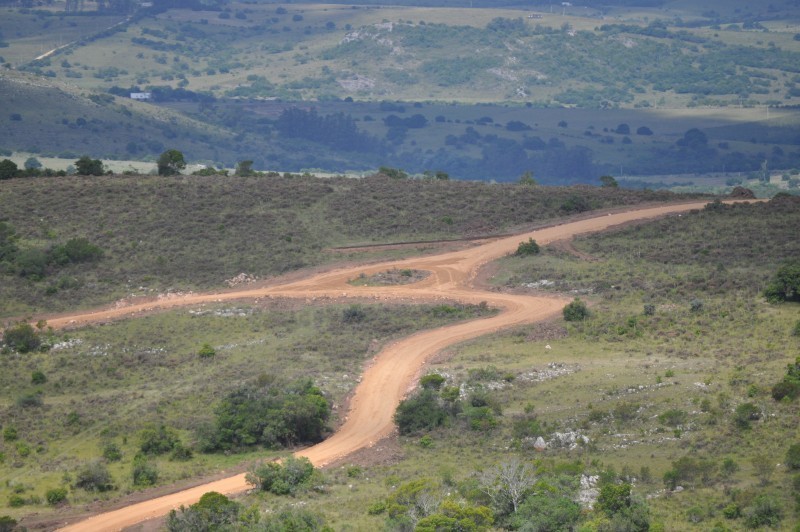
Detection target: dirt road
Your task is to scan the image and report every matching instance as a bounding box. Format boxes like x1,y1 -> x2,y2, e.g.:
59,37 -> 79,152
56,201 -> 719,531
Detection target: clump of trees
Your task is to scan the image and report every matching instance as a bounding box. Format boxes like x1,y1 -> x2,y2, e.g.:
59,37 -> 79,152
0,222 -> 103,282
198,376 -> 330,452
2,322 -> 42,353
394,374 -> 503,436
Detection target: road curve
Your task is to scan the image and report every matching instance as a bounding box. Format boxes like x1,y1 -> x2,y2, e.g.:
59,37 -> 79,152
57,201 -> 722,531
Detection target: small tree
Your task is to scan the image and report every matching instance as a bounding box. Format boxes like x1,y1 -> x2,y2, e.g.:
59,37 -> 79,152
764,260 -> 800,303
518,171 -> 537,186
24,157 -> 42,170
235,160 -> 254,176
157,149 -> 186,176
599,175 -> 618,188
563,298 -> 589,321
0,159 -> 18,180
74,156 -> 104,176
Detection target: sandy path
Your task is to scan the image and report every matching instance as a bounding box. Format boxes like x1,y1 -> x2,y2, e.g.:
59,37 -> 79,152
55,201 -> 720,531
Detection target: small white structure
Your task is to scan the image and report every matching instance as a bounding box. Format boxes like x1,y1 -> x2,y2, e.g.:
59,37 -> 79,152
130,92 -> 152,100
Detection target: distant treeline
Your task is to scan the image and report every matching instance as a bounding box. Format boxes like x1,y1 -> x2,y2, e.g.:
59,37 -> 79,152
258,0 -> 666,7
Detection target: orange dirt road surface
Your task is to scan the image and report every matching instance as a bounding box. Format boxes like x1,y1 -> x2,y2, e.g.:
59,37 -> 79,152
55,201 -> 730,531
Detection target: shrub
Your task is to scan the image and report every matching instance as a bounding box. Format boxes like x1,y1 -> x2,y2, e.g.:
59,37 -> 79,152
31,370 -> 47,384
45,487 -> 68,506
658,409 -> 687,427
202,378 -> 330,451
51,238 -> 103,264
733,402 -> 760,429
3,322 -> 41,353
420,373 -> 446,390
744,495 -> 782,528
167,491 -> 241,531
132,454 -> 158,487
16,392 -> 43,408
198,343 -> 216,358
75,461 -> 115,492
140,424 -> 180,455
514,238 -> 540,256
102,442 -> 122,462
246,456 -> 316,496
764,261 -> 800,303
395,389 -> 448,435
0,516 -> 18,531
772,357 -> 800,401
563,298 -> 589,321
786,443 -> 800,470
3,427 -> 17,441
643,304 -> 655,316
342,304 -> 366,323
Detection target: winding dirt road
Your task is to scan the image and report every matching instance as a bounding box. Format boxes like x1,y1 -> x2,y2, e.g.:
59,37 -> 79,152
55,201 -> 721,531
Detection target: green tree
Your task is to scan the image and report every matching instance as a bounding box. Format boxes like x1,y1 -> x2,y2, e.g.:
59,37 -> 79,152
563,298 -> 589,321
23,157 -> 41,170
744,495 -> 782,528
157,149 -> 186,176
419,373 -> 446,390
764,260 -> 800,303
31,370 -> 47,384
733,402 -> 760,430
235,160 -> 254,176
74,156 -> 104,176
0,159 -> 18,179
600,175 -> 618,188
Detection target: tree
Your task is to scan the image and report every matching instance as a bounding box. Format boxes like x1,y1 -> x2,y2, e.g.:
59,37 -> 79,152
0,159 -> 18,179
235,160 -> 254,176
479,459 -> 537,515
563,298 -> 589,321
518,170 -> 537,185
132,454 -> 159,486
74,156 -> 104,176
157,149 -> 186,176
764,260 -> 800,303
615,123 -> 630,135
600,175 -> 618,188
23,157 -> 41,170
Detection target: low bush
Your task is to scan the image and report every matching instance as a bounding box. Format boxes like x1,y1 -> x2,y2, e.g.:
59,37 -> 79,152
246,456 -> 316,496
563,298 -> 589,321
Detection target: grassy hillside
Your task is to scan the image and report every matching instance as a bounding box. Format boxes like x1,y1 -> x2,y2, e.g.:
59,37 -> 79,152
0,174 -> 689,318
4,194 -> 796,530
11,2 -> 800,107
